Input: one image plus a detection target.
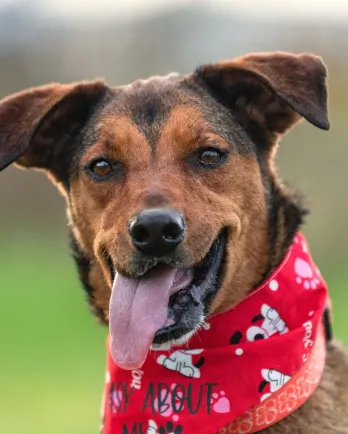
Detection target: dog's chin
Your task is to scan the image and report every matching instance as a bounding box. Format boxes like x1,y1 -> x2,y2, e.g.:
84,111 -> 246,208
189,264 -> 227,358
150,230 -> 227,346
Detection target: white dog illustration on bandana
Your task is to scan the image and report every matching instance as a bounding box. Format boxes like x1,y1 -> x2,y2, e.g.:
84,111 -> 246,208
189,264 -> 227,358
259,368 -> 292,402
247,304 -> 288,340
230,304 -> 288,344
157,349 -> 204,378
147,420 -> 157,434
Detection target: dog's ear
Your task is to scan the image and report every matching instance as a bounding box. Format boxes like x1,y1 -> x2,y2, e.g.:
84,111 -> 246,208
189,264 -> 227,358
252,314 -> 264,323
195,52 -> 330,142
258,380 -> 268,393
230,331 -> 243,345
0,81 -> 109,185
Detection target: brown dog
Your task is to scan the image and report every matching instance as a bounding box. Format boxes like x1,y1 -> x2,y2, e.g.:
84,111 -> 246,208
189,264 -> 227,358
0,52 -> 347,433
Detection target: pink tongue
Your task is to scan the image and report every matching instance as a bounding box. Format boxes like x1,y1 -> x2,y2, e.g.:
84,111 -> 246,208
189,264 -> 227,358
109,267 -> 193,370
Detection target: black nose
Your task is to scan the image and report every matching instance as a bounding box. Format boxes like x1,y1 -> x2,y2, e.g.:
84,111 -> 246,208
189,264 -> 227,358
129,208 -> 186,257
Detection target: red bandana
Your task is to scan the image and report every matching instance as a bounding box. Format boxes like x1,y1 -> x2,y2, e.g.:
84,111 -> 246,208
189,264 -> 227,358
101,233 -> 328,434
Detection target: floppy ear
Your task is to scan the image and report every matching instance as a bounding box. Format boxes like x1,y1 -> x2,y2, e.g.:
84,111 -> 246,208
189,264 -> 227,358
195,52 -> 329,144
0,80 -> 109,186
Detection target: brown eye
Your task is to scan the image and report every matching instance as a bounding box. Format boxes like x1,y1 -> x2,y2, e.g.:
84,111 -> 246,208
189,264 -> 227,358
197,149 -> 226,168
87,158 -> 115,180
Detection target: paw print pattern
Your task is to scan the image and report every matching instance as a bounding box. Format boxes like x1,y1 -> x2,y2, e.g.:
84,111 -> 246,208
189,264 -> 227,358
294,258 -> 320,289
211,390 -> 231,413
158,421 -> 183,434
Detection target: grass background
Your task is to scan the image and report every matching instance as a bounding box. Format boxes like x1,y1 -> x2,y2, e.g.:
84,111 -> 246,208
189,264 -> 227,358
0,236 -> 107,434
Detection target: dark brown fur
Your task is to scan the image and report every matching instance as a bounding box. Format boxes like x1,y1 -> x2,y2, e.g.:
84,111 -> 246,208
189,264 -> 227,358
0,52 -> 347,432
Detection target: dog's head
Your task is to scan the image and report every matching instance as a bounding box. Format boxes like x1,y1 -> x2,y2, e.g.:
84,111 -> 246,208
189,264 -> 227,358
0,52 -> 329,369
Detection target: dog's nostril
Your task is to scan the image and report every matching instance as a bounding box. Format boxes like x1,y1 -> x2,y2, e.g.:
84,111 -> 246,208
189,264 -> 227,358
131,224 -> 149,244
162,221 -> 183,241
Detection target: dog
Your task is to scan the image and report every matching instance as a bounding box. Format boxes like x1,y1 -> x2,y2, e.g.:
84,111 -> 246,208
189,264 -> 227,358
1,52 -> 347,433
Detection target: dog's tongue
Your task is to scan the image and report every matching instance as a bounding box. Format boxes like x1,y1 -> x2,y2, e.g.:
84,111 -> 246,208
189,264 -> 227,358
109,267 -> 193,370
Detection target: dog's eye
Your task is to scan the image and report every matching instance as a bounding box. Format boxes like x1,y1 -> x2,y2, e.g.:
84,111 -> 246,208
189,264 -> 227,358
246,326 -> 267,342
197,148 -> 226,168
87,159 -> 115,179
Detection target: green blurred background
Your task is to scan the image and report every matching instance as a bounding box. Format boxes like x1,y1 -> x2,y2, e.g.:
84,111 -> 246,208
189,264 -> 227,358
0,1 -> 347,433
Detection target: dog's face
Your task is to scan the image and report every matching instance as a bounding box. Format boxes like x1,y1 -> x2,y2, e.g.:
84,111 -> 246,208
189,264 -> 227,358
0,52 -> 329,369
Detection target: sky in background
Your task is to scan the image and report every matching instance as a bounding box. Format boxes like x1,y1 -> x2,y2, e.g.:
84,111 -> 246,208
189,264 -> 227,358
1,0 -> 348,22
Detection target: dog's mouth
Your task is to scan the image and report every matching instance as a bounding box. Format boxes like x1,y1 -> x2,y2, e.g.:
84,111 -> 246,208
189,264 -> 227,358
108,230 -> 227,370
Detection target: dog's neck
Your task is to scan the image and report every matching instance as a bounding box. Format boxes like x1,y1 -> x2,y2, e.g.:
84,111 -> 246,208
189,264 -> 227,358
266,178 -> 307,276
